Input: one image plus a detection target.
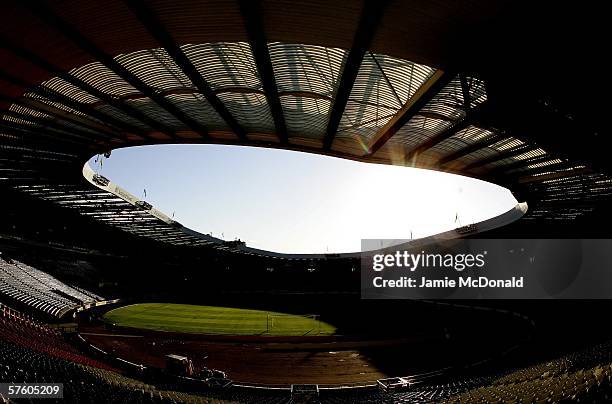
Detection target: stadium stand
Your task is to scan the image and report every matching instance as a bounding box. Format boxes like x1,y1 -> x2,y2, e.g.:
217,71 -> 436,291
0,306 -> 294,403
0,256 -> 102,318
395,344 -> 612,403
0,303 -> 113,371
319,353 -> 612,404
0,337 -> 233,403
439,344 -> 612,403
0,303 -> 227,403
2,298 -> 612,403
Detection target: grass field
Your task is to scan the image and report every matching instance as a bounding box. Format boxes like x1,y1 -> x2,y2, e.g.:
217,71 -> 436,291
103,303 -> 337,336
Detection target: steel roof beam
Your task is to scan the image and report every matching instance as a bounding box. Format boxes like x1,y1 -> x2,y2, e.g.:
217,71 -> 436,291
0,36 -> 170,137
125,0 -> 248,141
323,0 -> 389,150
0,68 -> 140,138
16,6 -> 206,138
438,133 -> 503,167
366,70 -> 453,156
509,161 -> 574,178
0,121 -> 90,150
516,166 -> 592,185
0,93 -> 125,141
484,154 -> 553,176
462,144 -> 536,172
1,110 -> 111,144
400,103 -> 487,163
238,0 -> 288,144
459,74 -> 471,110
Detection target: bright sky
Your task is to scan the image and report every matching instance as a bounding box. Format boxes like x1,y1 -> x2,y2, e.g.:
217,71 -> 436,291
89,144 -> 517,254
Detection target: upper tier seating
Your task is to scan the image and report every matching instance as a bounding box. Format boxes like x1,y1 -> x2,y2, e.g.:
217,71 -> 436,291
0,257 -> 103,317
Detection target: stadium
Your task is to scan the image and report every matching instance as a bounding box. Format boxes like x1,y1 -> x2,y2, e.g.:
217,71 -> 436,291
1,0 -> 612,403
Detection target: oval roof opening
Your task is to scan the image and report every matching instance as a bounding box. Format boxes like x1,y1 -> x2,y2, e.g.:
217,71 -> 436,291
89,144 -> 517,254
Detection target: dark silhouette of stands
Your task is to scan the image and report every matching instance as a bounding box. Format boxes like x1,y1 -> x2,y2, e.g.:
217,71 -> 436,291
2,300 -> 612,403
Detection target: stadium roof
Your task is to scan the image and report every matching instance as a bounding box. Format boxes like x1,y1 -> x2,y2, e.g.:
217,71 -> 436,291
0,0 -> 611,252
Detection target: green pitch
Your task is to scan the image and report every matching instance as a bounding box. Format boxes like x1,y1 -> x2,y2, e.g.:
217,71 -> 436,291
103,303 -> 336,336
